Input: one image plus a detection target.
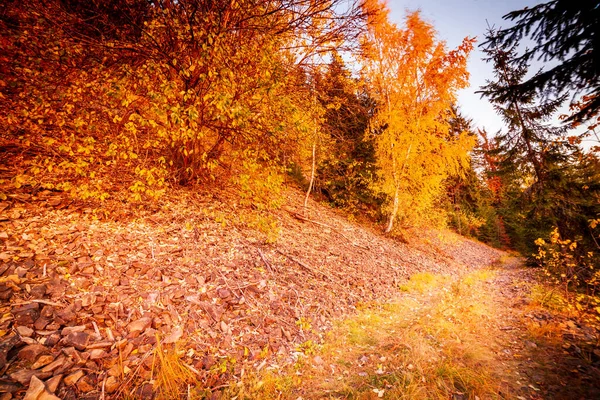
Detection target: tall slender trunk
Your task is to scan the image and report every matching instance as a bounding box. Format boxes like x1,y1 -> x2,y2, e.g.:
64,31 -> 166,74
385,184 -> 400,233
303,140 -> 316,214
385,144 -> 412,233
514,101 -> 544,184
497,56 -> 544,185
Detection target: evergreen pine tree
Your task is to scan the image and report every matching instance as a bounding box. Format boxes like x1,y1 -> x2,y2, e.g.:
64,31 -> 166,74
485,0 -> 600,123
479,30 -> 570,191
478,30 -> 578,253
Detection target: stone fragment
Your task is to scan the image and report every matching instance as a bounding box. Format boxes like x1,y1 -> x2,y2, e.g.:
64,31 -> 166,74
16,326 -> 34,337
31,354 -> 55,369
77,376 -> 95,392
12,303 -> 40,325
63,332 -> 90,351
18,344 -> 48,363
89,349 -> 107,360
63,370 -> 84,386
8,370 -> 52,386
127,317 -> 152,334
104,376 -> 119,393
23,376 -> 45,400
45,375 -> 62,393
41,355 -> 65,373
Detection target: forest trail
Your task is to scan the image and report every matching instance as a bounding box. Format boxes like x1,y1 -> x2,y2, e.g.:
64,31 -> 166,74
1,188 -> 599,399
0,188 -> 500,399
238,257 -> 600,400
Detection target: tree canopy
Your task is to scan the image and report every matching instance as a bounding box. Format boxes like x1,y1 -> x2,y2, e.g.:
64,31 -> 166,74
360,1 -> 475,231
483,0 -> 600,124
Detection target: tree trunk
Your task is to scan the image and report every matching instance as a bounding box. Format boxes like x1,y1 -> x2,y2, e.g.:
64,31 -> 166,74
385,184 -> 400,233
303,141 -> 316,214
385,143 -> 412,233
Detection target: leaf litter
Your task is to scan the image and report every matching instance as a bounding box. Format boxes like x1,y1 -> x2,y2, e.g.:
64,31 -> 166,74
0,186 -> 503,399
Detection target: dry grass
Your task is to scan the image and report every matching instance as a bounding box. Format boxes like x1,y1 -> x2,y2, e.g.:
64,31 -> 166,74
228,268 -> 514,399
398,271 -> 449,293
151,336 -> 198,399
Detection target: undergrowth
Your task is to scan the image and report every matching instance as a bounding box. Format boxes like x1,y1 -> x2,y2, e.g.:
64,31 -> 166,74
224,267 -> 512,399
151,338 -> 197,399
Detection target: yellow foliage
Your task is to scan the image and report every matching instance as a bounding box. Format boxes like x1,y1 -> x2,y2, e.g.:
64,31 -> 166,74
1,0 -> 337,203
360,3 -> 475,230
533,227 -> 596,292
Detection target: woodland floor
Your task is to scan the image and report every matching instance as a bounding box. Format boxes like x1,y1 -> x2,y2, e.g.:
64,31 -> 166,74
251,257 -> 600,400
0,186 -> 599,399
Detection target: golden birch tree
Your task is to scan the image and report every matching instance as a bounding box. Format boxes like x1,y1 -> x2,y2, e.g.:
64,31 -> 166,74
360,0 -> 476,232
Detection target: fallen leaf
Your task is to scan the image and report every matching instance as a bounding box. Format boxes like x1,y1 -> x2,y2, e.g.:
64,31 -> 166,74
163,325 -> 183,344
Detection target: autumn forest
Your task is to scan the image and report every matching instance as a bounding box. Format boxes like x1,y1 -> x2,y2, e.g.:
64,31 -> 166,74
1,0 -> 599,399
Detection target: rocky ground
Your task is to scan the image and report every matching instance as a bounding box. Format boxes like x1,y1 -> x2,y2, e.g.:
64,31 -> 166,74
275,257 -> 600,400
0,187 -> 502,399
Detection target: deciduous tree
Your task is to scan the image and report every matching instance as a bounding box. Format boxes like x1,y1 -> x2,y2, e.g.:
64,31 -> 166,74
360,1 -> 475,232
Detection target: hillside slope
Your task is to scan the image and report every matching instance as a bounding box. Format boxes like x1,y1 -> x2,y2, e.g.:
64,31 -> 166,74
0,187 -> 501,399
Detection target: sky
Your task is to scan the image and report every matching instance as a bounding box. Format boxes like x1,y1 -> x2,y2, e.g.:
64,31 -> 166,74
386,0 -> 548,135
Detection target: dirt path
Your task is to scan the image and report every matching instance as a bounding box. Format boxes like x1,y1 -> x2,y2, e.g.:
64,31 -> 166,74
236,257 -> 600,399
489,258 -> 600,400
